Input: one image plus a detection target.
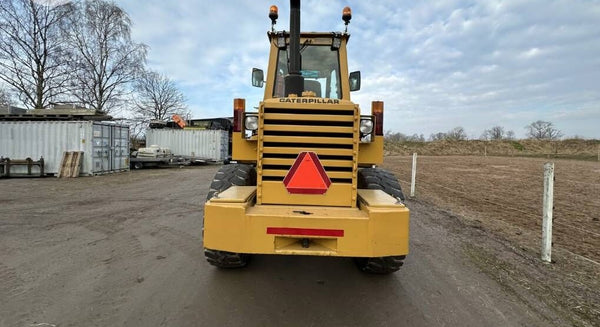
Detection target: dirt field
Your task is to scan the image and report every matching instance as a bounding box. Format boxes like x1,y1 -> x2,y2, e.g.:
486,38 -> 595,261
382,155 -> 600,262
384,139 -> 600,160
383,155 -> 600,324
0,164 -> 598,326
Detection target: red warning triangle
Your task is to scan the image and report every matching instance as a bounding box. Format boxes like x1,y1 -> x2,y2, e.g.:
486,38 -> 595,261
283,152 -> 332,194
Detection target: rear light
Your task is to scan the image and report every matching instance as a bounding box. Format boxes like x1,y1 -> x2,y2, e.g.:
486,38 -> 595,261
372,101 -> 384,136
233,98 -> 245,132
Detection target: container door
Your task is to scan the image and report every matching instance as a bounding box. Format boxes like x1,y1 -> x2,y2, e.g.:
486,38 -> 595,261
92,124 -> 111,173
111,126 -> 119,171
105,124 -> 113,171
110,126 -> 129,171
121,126 -> 130,170
92,124 -> 104,172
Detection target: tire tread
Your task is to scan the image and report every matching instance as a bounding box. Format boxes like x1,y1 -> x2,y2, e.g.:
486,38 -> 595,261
355,167 -> 407,274
357,168 -> 405,200
204,164 -> 255,268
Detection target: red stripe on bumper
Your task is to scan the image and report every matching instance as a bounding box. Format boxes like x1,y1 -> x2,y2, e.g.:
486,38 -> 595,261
267,227 -> 344,237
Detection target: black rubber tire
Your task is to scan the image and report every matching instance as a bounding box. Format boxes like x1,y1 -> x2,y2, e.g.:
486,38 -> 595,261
354,255 -> 406,274
356,168 -> 406,274
357,168 -> 405,201
133,161 -> 143,170
206,164 -> 256,201
204,164 -> 256,268
204,249 -> 250,268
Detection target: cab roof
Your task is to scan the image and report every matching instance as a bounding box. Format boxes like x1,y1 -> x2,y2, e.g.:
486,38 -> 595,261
267,31 -> 350,43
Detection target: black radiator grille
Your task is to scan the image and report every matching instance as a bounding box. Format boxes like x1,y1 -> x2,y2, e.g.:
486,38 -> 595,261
259,106 -> 356,184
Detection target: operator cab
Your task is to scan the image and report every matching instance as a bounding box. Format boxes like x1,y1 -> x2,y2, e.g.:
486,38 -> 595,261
272,35 -> 342,99
252,5 -> 361,100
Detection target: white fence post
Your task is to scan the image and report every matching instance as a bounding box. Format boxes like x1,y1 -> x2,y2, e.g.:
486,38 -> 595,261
541,162 -> 554,263
410,153 -> 417,197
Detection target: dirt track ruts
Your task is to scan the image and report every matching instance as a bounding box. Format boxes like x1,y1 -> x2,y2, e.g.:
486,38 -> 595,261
0,166 -> 577,326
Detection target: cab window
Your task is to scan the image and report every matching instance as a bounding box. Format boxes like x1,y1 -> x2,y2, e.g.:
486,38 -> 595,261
273,45 -> 341,99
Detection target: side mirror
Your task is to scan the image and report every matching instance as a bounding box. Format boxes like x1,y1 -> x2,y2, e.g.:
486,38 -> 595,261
252,68 -> 264,88
349,71 -> 361,91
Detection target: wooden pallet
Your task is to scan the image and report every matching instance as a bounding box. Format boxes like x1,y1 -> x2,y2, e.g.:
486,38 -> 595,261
58,151 -> 83,178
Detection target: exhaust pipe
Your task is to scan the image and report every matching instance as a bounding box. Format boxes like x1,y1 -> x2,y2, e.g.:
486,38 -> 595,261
285,0 -> 304,96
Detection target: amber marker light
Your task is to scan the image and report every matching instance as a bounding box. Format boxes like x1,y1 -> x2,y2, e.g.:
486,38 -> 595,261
342,6 -> 352,23
233,98 -> 246,133
372,101 -> 384,136
269,5 -> 279,21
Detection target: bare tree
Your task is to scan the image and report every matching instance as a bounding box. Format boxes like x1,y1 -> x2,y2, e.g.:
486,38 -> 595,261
481,126 -> 505,140
0,86 -> 10,106
385,131 -> 425,142
122,118 -> 147,149
429,132 -> 446,141
63,0 -> 146,113
525,120 -> 563,140
445,126 -> 467,141
0,0 -> 72,109
134,70 -> 186,120
481,126 -> 517,140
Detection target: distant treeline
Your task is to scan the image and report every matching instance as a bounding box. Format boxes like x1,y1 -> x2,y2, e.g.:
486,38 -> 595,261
384,138 -> 600,160
386,120 -> 586,142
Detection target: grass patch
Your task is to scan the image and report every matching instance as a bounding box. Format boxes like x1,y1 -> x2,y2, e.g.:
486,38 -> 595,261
511,141 -> 525,151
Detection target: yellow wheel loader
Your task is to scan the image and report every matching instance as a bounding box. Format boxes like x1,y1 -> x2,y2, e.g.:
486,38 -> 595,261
203,1 -> 409,274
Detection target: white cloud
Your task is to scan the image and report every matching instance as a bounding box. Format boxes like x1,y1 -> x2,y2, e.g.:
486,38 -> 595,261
115,0 -> 600,138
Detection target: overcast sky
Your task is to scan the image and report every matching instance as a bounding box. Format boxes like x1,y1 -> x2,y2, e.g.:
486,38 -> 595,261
115,0 -> 600,139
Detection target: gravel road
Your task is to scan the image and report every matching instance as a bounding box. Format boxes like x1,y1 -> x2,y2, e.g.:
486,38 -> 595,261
0,166 -> 564,326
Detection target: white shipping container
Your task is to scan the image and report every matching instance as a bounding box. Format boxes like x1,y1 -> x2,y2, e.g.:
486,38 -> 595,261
145,129 -> 228,161
0,121 -> 129,176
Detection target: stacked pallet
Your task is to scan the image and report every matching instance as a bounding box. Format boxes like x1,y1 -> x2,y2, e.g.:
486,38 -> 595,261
58,151 -> 83,178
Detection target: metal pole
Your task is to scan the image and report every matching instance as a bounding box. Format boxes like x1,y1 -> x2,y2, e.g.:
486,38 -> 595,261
410,153 -> 417,197
284,0 -> 304,96
541,162 -> 554,263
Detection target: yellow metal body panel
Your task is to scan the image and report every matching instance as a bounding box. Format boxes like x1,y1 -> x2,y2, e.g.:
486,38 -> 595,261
263,146 -> 354,156
357,189 -> 403,208
264,125 -> 353,133
204,187 -> 409,257
263,113 -> 354,122
262,158 -> 352,167
263,135 -> 354,145
260,181 -> 354,207
359,135 -> 384,165
232,132 -> 257,162
211,186 -> 256,203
